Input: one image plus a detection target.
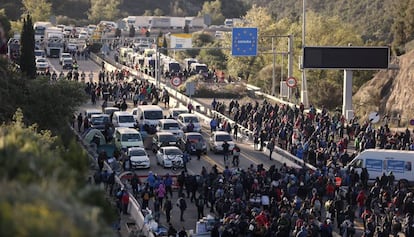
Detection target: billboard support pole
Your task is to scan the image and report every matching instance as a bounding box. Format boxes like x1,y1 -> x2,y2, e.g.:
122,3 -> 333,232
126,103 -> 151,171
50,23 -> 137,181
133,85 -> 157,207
301,0 -> 309,108
343,70 -> 353,120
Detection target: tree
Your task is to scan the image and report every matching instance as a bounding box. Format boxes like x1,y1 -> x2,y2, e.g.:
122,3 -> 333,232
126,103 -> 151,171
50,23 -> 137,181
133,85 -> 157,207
198,41 -> 227,70
0,111 -> 115,236
88,0 -> 120,22
0,63 -> 87,133
153,8 -> 164,16
198,0 -> 225,25
21,0 -> 52,22
19,14 -> 36,79
129,25 -> 135,37
0,9 -> 12,38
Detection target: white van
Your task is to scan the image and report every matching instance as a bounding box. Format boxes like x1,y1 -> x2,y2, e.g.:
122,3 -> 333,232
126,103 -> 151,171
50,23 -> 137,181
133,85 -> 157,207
346,149 -> 414,185
136,105 -> 164,127
112,111 -> 136,128
114,127 -> 144,151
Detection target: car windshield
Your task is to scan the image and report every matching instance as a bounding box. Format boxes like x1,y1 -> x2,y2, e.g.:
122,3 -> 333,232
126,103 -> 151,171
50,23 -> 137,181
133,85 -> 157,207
105,108 -> 119,114
184,117 -> 199,123
173,110 -> 187,117
164,123 -> 179,130
91,116 -> 109,125
122,133 -> 141,142
119,115 -> 134,123
159,135 -> 177,143
37,59 -> 46,63
165,149 -> 182,156
216,134 -> 232,142
144,110 -> 163,120
129,149 -> 146,156
187,135 -> 203,142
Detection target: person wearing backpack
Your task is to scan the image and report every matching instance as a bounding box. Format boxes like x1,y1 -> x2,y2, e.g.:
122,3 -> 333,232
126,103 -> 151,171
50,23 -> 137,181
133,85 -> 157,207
176,194 -> 187,221
196,194 -> 205,220
232,145 -> 240,167
141,186 -> 151,209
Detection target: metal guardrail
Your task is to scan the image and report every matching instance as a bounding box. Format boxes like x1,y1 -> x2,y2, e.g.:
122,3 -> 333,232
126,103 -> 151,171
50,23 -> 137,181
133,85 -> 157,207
93,52 -> 316,171
90,54 -> 317,232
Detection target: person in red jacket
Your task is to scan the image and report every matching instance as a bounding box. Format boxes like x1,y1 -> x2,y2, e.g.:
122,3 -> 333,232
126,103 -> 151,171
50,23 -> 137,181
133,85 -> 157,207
356,190 -> 366,218
121,190 -> 129,215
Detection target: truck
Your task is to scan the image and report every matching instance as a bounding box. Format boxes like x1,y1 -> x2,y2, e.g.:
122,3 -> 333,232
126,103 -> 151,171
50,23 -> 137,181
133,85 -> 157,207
170,17 -> 186,29
44,27 -> 64,58
33,21 -> 52,42
186,17 -> 206,29
346,149 -> 414,185
149,16 -> 171,30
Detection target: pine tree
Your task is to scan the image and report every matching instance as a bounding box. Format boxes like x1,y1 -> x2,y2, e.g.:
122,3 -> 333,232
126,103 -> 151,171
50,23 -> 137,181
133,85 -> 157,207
20,14 -> 36,79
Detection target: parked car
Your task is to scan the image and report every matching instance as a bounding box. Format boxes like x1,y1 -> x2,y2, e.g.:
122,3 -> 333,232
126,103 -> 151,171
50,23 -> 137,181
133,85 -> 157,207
85,109 -> 102,122
90,114 -> 110,132
156,119 -> 184,139
155,146 -> 184,168
208,131 -> 235,154
178,132 -> 207,154
152,132 -> 178,153
177,113 -> 201,132
60,52 -> 72,65
62,58 -> 73,70
168,108 -> 189,120
35,57 -> 49,71
127,147 -> 150,169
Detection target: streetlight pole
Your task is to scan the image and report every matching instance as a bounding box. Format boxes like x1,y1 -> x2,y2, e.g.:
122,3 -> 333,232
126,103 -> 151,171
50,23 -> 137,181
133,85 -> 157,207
301,0 -> 309,107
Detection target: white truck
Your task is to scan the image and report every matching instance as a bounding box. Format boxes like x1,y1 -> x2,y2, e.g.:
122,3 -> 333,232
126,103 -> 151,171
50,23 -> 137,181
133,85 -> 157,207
149,16 -> 171,29
44,27 -> 64,58
170,17 -> 186,29
346,149 -> 414,185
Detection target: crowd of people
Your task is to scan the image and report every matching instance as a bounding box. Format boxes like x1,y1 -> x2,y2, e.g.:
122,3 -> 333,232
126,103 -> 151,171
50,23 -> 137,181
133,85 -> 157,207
211,98 -> 414,169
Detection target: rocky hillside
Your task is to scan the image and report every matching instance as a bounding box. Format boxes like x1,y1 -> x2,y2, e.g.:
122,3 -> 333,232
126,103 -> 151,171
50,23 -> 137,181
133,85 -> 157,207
353,50 -> 414,125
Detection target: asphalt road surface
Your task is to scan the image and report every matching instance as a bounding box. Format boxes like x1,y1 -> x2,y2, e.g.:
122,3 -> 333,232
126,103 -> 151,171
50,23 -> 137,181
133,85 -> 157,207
46,56 -> 363,237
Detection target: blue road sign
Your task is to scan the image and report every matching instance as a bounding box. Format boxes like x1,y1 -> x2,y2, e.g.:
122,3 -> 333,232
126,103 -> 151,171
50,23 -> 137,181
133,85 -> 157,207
231,27 -> 258,57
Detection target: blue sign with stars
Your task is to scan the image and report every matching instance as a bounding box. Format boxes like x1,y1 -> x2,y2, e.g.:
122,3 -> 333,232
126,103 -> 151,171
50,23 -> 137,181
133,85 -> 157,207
231,27 -> 258,57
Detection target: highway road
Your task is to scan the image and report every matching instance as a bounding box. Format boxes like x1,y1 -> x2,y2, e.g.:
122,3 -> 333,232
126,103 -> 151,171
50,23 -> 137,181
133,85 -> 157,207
46,56 -> 359,237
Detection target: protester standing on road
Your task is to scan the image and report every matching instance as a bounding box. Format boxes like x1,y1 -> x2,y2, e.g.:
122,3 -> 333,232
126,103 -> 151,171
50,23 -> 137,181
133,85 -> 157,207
267,138 -> 275,160
77,113 -> 83,132
232,144 -> 240,167
222,140 -> 230,164
164,196 -> 173,223
176,194 -> 187,221
195,138 -> 203,160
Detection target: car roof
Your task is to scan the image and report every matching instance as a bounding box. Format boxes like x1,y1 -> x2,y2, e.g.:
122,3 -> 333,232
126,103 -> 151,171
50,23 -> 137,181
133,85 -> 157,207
159,119 -> 178,124
91,114 -> 109,118
178,113 -> 198,118
86,109 -> 101,113
128,147 -> 146,152
156,131 -> 175,136
105,106 -> 119,110
213,131 -> 231,135
114,111 -> 133,116
185,132 -> 202,136
115,127 -> 139,133
162,146 -> 181,151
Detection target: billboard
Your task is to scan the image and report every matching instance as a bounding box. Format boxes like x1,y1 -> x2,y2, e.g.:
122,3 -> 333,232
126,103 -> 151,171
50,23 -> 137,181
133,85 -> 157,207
170,33 -> 192,49
303,46 -> 389,69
